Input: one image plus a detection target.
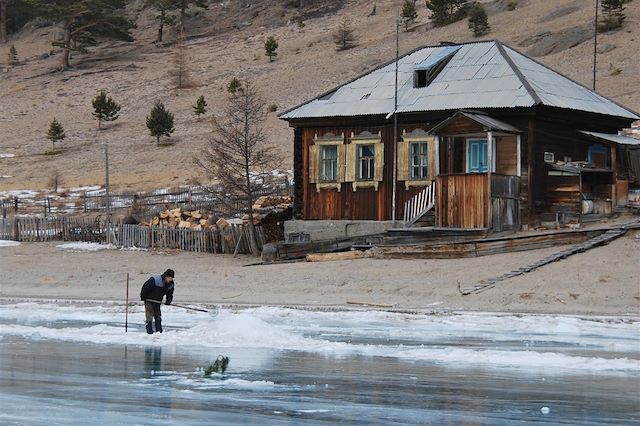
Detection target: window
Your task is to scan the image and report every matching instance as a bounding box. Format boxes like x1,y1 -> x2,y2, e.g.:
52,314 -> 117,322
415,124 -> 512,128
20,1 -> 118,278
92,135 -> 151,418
466,138 -> 496,173
357,144 -> 375,181
410,142 -> 428,179
320,145 -> 338,181
413,45 -> 461,88
587,145 -> 608,168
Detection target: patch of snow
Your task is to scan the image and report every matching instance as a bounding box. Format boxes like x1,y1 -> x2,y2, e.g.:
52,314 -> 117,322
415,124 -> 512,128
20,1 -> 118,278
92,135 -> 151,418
0,240 -> 20,247
0,189 -> 39,198
0,153 -> 15,158
55,242 -> 115,251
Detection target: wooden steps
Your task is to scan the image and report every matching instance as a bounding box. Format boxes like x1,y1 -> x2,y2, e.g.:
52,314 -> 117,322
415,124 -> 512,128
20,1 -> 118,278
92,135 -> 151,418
461,227 -> 630,295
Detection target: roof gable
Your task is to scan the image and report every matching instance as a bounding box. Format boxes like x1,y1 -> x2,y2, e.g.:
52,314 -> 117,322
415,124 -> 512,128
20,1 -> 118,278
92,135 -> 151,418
280,41 -> 639,121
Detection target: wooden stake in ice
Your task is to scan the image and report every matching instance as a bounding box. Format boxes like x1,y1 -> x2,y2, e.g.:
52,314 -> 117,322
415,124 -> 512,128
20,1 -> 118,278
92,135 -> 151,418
125,272 -> 129,333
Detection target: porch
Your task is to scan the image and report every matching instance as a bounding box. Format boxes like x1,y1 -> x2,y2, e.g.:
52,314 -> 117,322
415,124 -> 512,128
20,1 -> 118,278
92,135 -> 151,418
402,111 -> 522,232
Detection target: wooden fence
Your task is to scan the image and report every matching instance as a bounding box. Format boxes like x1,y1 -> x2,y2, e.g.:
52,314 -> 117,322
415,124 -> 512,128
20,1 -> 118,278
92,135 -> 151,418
0,216 -> 263,255
436,174 -> 520,231
113,223 -> 264,255
491,175 -> 520,232
3,216 -> 104,242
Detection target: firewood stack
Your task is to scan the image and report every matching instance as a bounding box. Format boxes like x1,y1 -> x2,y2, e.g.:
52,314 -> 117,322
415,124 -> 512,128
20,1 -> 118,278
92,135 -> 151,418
243,196 -> 293,226
147,208 -> 213,230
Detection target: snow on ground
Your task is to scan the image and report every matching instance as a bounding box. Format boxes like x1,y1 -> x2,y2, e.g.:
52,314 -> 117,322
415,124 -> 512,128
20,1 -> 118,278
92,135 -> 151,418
0,240 -> 20,247
0,302 -> 638,375
55,242 -> 115,251
0,153 -> 15,158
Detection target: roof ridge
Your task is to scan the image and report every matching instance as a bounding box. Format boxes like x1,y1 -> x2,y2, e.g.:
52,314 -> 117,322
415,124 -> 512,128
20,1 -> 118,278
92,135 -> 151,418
494,40 -> 541,105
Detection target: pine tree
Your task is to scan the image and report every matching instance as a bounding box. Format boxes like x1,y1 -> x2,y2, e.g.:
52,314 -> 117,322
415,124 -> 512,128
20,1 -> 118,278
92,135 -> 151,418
401,0 -> 418,31
264,36 -> 278,62
146,101 -> 175,146
0,0 -> 7,44
426,0 -> 469,27
26,0 -> 133,70
46,118 -> 66,149
91,90 -> 121,130
193,95 -> 207,118
333,18 -> 356,51
227,77 -> 242,94
147,0 -> 176,43
468,4 -> 490,37
7,44 -> 18,65
599,0 -> 625,33
174,0 -> 207,32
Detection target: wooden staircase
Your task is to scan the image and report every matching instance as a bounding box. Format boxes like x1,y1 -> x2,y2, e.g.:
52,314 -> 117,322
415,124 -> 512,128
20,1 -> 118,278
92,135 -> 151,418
403,181 -> 436,227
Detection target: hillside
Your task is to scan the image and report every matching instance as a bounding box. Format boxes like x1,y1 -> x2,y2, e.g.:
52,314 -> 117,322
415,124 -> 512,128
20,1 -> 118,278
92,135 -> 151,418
0,0 -> 638,192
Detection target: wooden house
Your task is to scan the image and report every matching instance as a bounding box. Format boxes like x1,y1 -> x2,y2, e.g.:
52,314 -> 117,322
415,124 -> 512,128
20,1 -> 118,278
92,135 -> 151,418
280,41 -> 639,231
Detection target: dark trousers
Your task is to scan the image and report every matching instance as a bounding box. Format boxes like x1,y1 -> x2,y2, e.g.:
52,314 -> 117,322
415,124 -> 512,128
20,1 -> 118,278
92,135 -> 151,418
144,301 -> 162,332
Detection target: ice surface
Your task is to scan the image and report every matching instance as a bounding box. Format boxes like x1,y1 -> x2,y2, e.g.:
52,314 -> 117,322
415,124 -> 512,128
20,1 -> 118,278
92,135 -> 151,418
1,302 -> 639,425
0,302 -> 638,375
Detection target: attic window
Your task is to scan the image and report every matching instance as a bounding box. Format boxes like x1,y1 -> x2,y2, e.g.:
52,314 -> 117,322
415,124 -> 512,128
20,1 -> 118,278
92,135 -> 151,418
413,45 -> 461,88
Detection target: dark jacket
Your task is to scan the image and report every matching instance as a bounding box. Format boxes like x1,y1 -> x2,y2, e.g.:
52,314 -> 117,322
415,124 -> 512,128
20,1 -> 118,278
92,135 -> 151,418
140,274 -> 174,304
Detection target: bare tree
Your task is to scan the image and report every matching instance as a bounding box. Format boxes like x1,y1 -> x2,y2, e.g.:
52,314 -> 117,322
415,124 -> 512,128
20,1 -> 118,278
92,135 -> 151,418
196,81 -> 281,255
333,18 -> 356,51
48,170 -> 63,193
171,30 -> 190,89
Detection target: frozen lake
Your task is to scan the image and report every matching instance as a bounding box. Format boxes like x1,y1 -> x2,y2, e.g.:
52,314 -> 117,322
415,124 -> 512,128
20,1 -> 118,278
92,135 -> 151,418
0,302 -> 639,425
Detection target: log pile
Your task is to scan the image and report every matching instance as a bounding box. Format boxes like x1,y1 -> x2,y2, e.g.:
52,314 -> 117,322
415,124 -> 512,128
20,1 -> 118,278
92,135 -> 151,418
243,196 -> 293,243
243,196 -> 293,226
147,208 -> 215,230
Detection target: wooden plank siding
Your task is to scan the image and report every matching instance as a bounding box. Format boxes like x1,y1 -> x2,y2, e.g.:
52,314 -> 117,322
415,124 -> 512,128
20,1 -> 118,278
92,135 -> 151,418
302,125 -> 431,221
290,106 -> 634,227
436,174 -> 488,228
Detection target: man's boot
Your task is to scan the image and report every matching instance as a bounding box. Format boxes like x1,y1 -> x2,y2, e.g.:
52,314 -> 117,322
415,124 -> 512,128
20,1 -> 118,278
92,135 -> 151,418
155,318 -> 163,333
145,321 -> 154,334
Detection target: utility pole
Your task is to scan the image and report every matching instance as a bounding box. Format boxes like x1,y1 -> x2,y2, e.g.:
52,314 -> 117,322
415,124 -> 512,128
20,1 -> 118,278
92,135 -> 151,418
593,0 -> 599,90
391,16 -> 399,224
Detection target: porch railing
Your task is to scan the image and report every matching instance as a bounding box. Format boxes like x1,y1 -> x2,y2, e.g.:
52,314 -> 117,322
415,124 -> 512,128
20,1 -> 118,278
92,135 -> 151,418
403,181 -> 436,227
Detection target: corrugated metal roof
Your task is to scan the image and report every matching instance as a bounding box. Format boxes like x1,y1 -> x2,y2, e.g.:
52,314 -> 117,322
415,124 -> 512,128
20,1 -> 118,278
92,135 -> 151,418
280,41 -> 640,121
579,130 -> 640,146
429,111 -> 521,134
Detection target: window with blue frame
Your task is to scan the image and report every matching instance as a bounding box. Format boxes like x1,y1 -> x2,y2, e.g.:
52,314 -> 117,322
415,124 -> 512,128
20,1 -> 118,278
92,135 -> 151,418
587,144 -> 608,168
466,138 -> 496,173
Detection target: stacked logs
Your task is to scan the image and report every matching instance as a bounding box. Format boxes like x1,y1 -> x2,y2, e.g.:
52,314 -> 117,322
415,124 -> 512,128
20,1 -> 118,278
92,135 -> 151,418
244,196 -> 293,226
148,208 -> 214,230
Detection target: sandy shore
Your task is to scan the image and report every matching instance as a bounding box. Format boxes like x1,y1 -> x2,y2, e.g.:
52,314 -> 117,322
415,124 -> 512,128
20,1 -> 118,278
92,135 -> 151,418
1,233 -> 639,316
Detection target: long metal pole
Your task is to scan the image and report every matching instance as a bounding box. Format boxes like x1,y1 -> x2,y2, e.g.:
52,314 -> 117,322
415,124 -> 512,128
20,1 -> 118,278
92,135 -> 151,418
593,0 -> 598,90
125,272 -> 129,333
391,17 -> 399,224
